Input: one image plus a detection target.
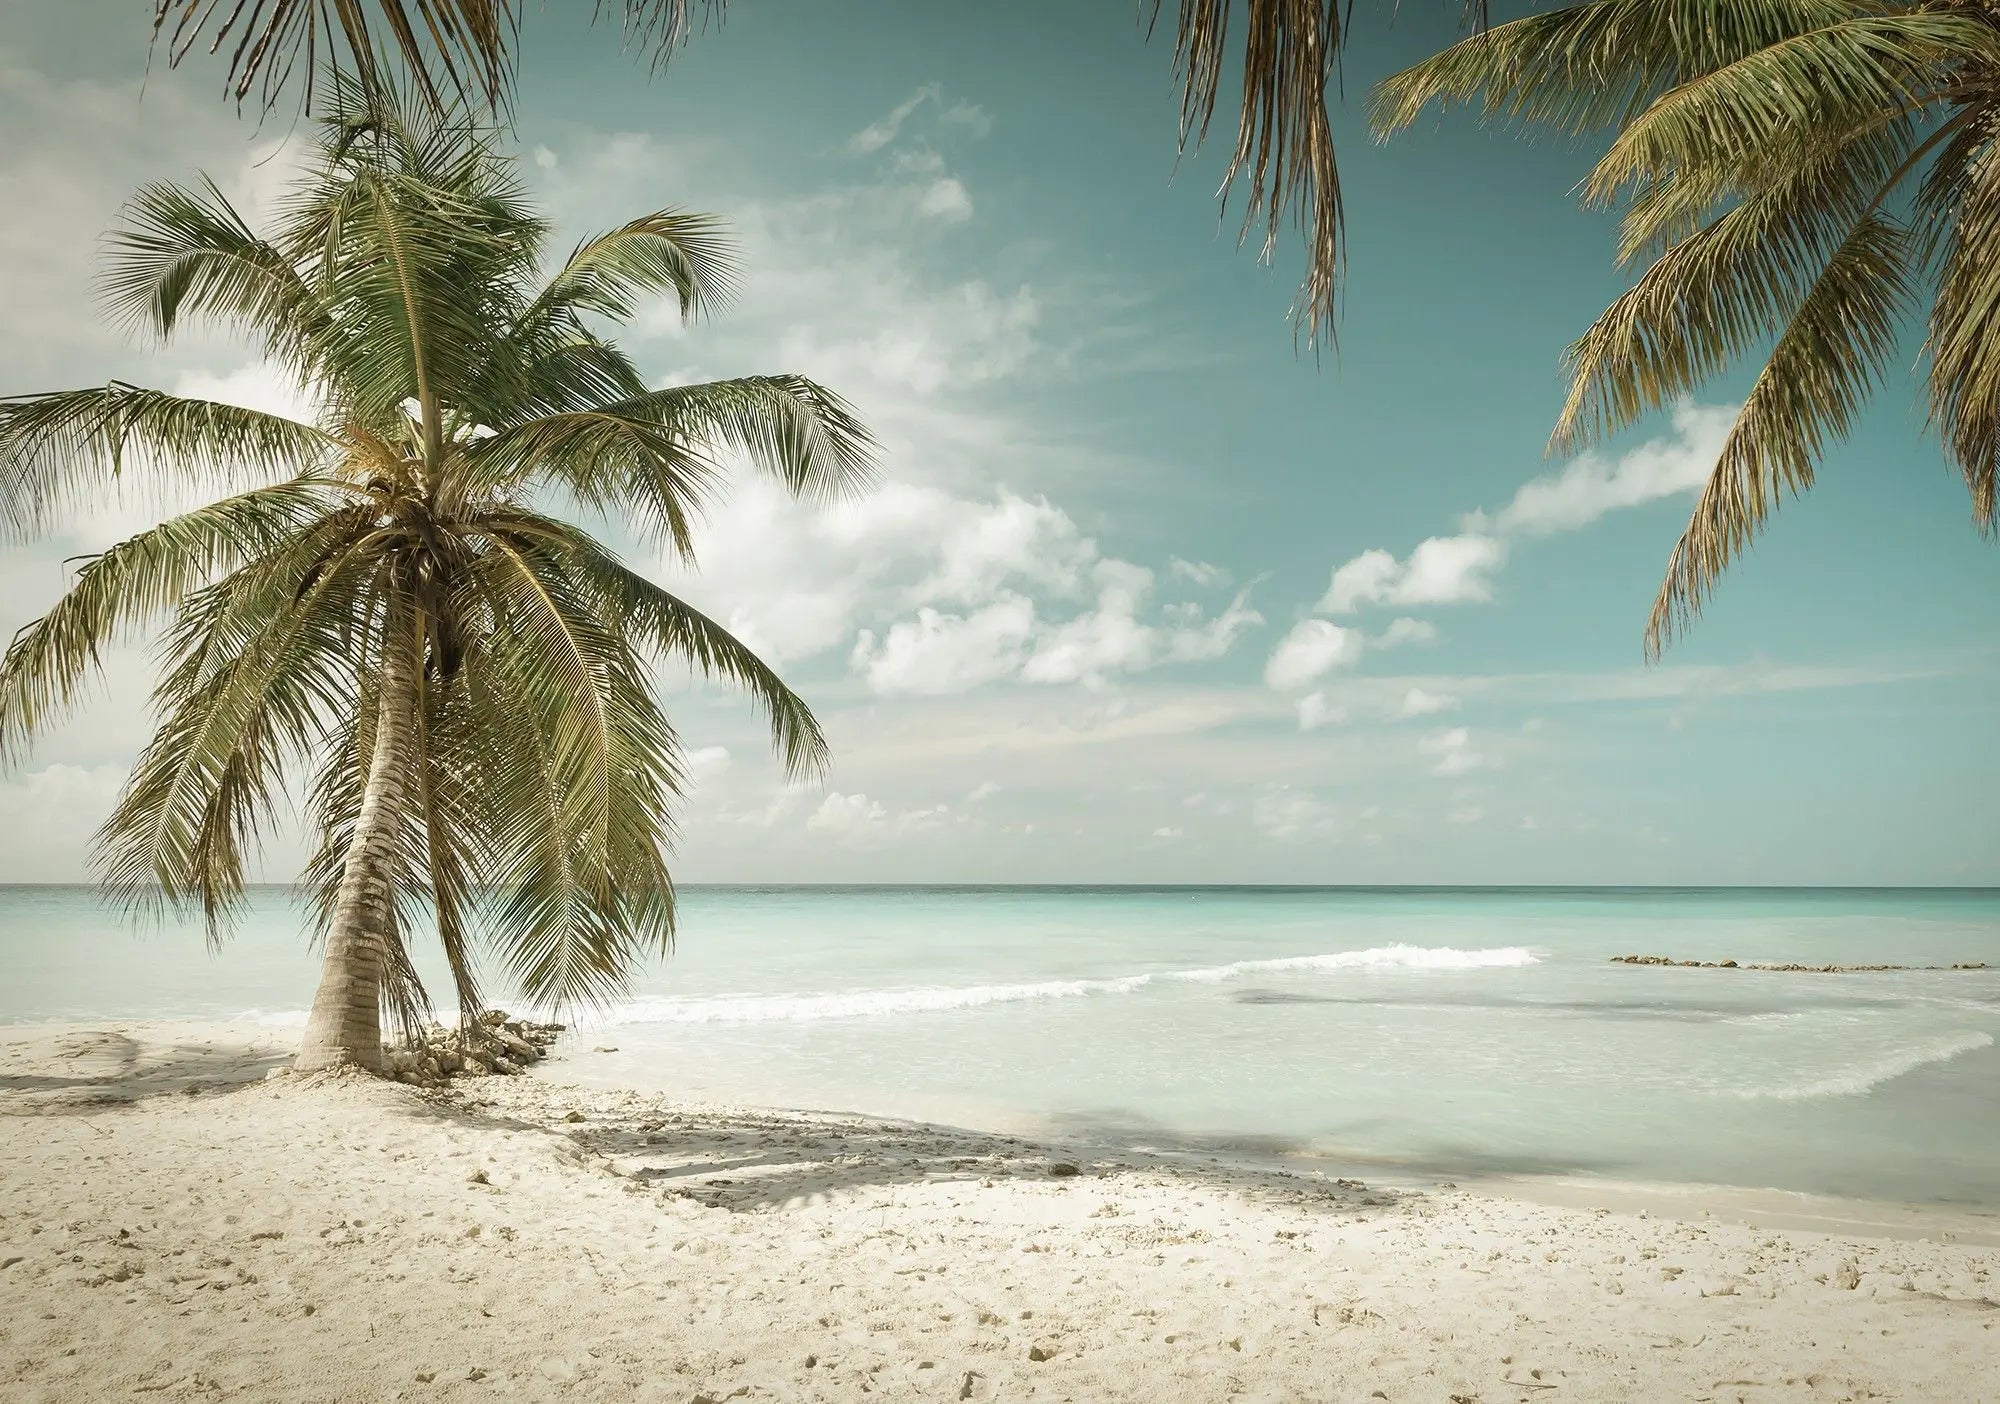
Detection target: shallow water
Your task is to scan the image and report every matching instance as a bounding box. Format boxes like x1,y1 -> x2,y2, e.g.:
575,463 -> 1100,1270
4,884 -> 1997,1205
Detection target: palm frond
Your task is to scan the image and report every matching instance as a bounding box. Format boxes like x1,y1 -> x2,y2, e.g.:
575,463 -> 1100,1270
1374,0 -> 1861,138
1648,213 -> 1914,656
1554,123 -> 1918,452
1923,110 -> 2000,530
1585,14 -> 1996,209
96,524 -> 378,938
1149,0 -> 1343,346
467,530 -> 680,1008
484,509 -> 829,779
0,385 -> 336,540
0,478 -> 345,761
521,210 -> 738,328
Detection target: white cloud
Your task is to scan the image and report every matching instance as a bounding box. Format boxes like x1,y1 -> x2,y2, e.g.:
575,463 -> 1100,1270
1264,620 -> 1363,689
1374,617 -> 1438,649
1170,557 -> 1229,587
967,781 -> 1002,802
940,100 -> 995,138
1490,403 -> 1735,536
1297,691 -> 1345,731
1252,787 -> 1336,842
852,596 -> 1037,695
1398,687 -> 1459,719
807,791 -> 889,839
918,177 -> 973,222
1320,535 -> 1506,614
1419,727 -> 1485,777
1313,404 -> 1734,622
848,85 -> 940,155
685,746 -> 732,781
1151,826 -> 1183,840
1448,806 -> 1484,825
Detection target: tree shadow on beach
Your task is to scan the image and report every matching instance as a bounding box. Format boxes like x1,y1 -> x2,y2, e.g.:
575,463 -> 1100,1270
0,1028 -> 290,1113
393,1082 -> 1627,1220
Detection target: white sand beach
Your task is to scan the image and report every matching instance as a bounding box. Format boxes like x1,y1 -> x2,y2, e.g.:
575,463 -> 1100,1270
2,1021 -> 1996,1403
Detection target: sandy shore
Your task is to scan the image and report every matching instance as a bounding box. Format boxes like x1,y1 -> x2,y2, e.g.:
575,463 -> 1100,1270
2,1022 -> 1996,1402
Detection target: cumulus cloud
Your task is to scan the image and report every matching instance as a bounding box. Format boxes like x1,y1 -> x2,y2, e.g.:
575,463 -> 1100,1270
684,746 -> 732,781
852,597 -> 1037,695
1373,617 -> 1438,649
1419,727 -> 1486,777
1264,620 -> 1363,689
1319,535 -> 1506,614
807,791 -> 889,838
917,177 -> 974,222
1398,687 -> 1458,718
1487,403 -> 1735,536
1314,403 -> 1734,621
1296,691 -> 1345,731
1169,557 -> 1229,587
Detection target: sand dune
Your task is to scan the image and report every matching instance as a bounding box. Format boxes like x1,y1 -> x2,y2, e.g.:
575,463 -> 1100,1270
2,1021 -> 1996,1402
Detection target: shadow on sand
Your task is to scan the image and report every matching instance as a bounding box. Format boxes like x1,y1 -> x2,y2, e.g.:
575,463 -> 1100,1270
386,1079 -> 1630,1218
0,1028 -> 289,1112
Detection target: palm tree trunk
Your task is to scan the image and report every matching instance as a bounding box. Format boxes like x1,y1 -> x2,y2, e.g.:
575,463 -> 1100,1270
294,616 -> 421,1074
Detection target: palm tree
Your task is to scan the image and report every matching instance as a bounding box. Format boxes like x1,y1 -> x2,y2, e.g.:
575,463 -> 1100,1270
0,81 -> 873,1074
148,0 -> 1365,346
1376,1 -> 2000,653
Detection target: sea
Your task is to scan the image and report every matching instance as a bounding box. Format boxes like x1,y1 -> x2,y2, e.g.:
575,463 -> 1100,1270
4,884 -> 1997,1206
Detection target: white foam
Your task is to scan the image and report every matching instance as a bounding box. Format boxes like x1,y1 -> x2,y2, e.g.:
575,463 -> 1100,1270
1734,1031 -> 1994,1101
601,945 -> 1541,1025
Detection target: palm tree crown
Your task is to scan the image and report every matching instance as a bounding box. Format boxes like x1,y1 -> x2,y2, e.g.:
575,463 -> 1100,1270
0,81 -> 873,1069
1378,0 -> 2000,653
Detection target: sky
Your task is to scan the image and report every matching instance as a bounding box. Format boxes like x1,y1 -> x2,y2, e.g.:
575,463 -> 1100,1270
0,0 -> 1995,886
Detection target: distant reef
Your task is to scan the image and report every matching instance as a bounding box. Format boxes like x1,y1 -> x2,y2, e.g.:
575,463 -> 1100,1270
1611,955 -> 1990,973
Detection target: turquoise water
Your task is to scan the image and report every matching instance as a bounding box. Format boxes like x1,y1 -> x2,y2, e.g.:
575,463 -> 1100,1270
4,885 -> 1998,1205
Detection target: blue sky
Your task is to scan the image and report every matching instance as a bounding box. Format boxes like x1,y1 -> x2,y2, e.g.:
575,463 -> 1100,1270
1,0 -> 1995,884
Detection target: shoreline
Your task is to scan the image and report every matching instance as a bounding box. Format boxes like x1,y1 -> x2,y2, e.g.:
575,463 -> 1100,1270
5,1019 -> 1999,1401
7,1015 -> 1999,1241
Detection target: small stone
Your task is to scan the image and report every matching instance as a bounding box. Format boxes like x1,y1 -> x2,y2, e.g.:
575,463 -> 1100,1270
1047,1162 -> 1080,1178
465,1366 -> 487,1382
1835,1261 -> 1862,1290
535,1357 -> 578,1383
592,1046 -> 619,1053
466,1170 -> 489,1186
564,1111 -> 587,1124
1027,1343 -> 1058,1362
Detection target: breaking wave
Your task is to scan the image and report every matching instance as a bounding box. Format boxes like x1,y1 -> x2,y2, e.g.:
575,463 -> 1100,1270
602,944 -> 1541,1025
1734,1031 -> 1993,1101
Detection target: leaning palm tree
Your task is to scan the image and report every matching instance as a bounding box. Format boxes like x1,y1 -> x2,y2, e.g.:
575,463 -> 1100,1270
1377,1 -> 2000,653
0,81 -> 872,1073
149,0 -> 1374,346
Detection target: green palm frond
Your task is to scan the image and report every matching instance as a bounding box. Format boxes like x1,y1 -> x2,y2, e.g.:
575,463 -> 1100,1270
96,529 -> 378,937
485,508 -> 829,779
1379,1 -> 2000,653
1554,124 -> 1920,452
1584,14 -> 1999,209
1374,0 -> 1862,138
10,78 -> 871,1056
0,478 -> 344,760
1648,213 -> 1914,656
522,210 -> 738,327
0,386 -> 336,539
150,1 -> 1351,349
